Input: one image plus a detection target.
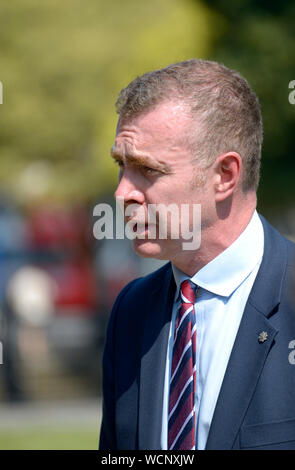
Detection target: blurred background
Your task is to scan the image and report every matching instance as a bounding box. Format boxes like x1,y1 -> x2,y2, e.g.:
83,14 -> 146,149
0,0 -> 294,449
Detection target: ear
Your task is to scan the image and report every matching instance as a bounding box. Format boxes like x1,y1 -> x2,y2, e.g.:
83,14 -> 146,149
214,152 -> 242,202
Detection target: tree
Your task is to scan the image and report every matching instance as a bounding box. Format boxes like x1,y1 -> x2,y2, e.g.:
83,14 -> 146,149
205,0 -> 295,211
0,0 -> 217,204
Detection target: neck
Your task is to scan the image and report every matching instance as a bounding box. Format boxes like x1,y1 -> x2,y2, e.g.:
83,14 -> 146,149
171,194 -> 257,277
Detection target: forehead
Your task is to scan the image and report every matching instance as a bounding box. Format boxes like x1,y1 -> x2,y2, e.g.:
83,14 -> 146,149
115,101 -> 192,148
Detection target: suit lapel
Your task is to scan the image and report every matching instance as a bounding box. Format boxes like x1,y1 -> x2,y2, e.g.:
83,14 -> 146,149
206,216 -> 287,449
205,303 -> 278,449
138,264 -> 175,450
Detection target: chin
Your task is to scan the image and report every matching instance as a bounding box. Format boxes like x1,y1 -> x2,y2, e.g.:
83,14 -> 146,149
132,239 -> 168,259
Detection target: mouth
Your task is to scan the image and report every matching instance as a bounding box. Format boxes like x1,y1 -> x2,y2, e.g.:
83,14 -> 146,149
124,221 -> 158,239
132,223 -> 150,233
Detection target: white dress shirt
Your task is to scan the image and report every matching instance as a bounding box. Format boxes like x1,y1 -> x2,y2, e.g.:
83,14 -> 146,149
161,210 -> 264,449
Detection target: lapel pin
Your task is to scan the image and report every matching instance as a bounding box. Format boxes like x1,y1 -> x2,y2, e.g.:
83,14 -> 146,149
258,331 -> 268,343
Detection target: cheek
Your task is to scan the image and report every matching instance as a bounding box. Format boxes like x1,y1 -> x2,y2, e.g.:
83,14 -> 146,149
146,180 -> 185,203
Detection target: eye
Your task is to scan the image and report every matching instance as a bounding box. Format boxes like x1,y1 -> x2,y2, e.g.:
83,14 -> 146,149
141,166 -> 158,175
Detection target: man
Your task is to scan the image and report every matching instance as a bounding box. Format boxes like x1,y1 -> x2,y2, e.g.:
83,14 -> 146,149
99,59 -> 295,450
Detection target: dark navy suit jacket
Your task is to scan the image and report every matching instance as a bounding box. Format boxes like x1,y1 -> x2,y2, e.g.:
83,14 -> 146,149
99,216 -> 295,450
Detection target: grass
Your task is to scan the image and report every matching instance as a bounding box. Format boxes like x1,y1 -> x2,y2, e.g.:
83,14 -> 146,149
0,427 -> 99,450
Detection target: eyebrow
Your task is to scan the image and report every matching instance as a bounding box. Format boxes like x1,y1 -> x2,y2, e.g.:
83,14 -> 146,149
110,148 -> 172,173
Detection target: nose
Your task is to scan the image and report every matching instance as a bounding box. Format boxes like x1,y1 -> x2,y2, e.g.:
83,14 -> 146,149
114,169 -> 145,205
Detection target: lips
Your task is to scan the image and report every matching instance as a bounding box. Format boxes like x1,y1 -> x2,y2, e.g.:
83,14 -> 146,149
124,217 -> 146,226
125,220 -> 157,237
133,223 -> 149,232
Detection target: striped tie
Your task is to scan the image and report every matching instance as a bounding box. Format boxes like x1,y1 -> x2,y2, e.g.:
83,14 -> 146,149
168,279 -> 197,450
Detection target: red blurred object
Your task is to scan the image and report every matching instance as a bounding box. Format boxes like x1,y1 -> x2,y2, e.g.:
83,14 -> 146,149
48,260 -> 97,314
27,205 -> 98,316
28,206 -> 91,249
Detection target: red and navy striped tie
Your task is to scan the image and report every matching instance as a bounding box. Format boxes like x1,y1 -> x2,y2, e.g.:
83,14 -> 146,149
168,279 -> 197,450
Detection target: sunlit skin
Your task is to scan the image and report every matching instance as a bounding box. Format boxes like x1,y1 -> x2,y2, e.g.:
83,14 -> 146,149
112,101 -> 257,276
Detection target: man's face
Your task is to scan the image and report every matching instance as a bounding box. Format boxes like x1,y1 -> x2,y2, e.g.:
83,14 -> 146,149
112,101 -> 215,261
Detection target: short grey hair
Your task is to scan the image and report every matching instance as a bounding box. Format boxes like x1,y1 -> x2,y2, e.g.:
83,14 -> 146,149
116,59 -> 263,192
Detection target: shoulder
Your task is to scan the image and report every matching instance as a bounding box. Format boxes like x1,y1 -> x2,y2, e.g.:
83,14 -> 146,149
259,213 -> 295,263
106,261 -> 172,332
258,214 -> 295,305
114,261 -> 172,307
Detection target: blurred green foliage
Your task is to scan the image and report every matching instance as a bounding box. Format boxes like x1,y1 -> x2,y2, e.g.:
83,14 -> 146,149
0,0 -> 294,209
0,0 -> 217,204
0,427 -> 98,449
205,0 -> 295,211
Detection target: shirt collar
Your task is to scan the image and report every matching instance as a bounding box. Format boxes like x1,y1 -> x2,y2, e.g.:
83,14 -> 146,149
172,210 -> 264,299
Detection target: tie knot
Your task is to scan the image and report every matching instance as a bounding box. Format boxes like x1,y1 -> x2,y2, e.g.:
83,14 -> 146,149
180,279 -> 197,304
